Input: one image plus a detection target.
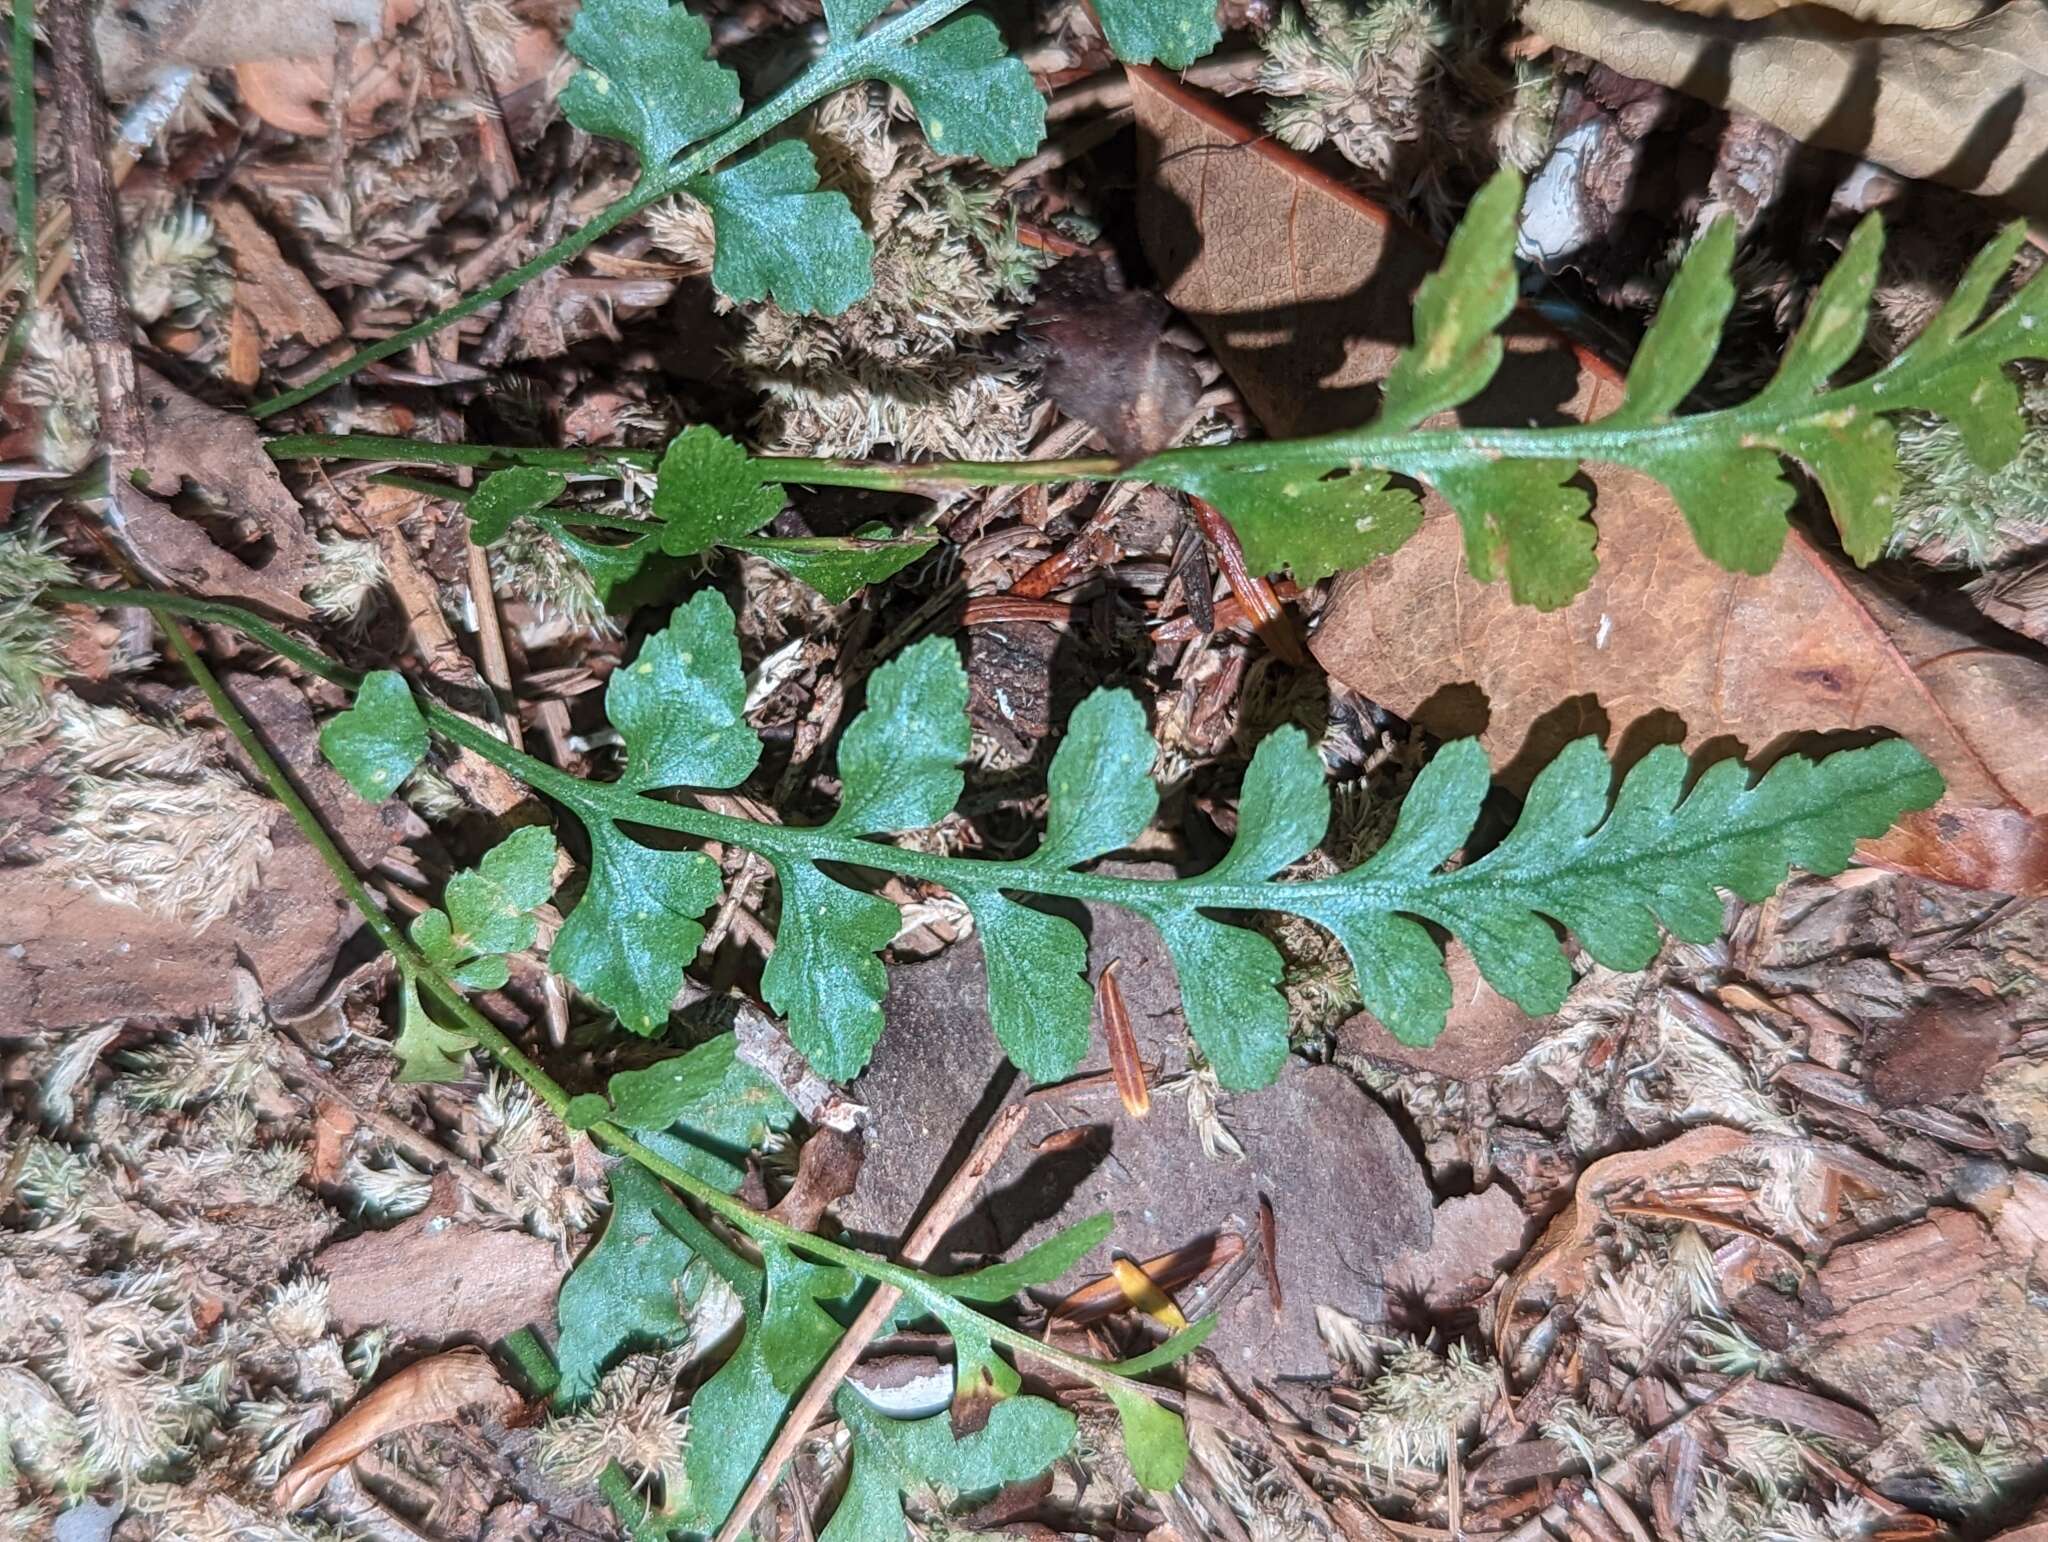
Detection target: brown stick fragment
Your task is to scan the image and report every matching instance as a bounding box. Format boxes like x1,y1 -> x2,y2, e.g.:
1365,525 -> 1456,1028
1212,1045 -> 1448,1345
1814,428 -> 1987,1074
1186,496 -> 1306,665
1152,578 -> 1305,644
1257,1192 -> 1283,1318
1098,961 -> 1150,1118
46,0 -> 143,461
710,1101 -> 1034,1542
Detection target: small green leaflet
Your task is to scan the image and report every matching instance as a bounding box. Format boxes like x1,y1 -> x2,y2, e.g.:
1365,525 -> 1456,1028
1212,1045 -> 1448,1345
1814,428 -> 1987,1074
1374,170 -> 1522,433
1093,0 -> 1222,69
606,588 -> 759,792
389,829 -> 558,1082
554,1161 -> 736,1402
1128,174 -> 2048,608
687,143 -> 872,317
1150,462 -> 1422,587
468,468 -> 568,543
821,1391 -> 1077,1542
409,826 -> 557,992
392,978 -> 476,1084
653,425 -> 786,557
561,0 -> 740,171
866,17 -> 1045,168
815,0 -> 1043,168
552,822 -> 722,1037
320,670 -> 427,801
728,527 -> 936,603
606,1033 -> 795,1189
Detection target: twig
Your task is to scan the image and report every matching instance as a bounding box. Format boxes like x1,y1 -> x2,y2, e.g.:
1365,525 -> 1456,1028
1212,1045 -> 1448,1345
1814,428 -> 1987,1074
442,0 -> 519,201
45,0 -> 142,459
464,518 -> 524,750
710,1100 -> 1034,1542
270,1032 -> 523,1216
10,0 -> 35,294
1186,496 -> 1306,666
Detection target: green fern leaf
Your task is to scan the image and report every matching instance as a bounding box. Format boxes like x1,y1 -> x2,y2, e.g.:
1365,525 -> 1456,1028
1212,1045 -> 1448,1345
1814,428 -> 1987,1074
687,142 -> 874,317
865,16 -> 1045,168
760,857 -> 899,1080
727,529 -> 936,603
335,597 -> 1940,1093
822,1391 -> 1077,1542
670,1245 -> 850,1533
1092,0 -> 1223,68
554,1160 -> 742,1402
560,0 -> 741,172
1129,177 -> 2048,608
606,1032 -> 795,1188
830,637 -> 970,834
392,979 -> 477,1084
319,669 -> 427,801
410,825 -> 557,991
607,588 -> 759,792
1375,170 -> 1523,432
469,468 -> 568,543
552,823 -> 722,1037
652,426 -> 786,558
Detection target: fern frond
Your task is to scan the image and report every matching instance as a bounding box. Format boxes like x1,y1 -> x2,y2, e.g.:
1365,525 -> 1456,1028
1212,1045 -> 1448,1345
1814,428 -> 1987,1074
1140,172 -> 2048,607
321,592 -> 1942,1091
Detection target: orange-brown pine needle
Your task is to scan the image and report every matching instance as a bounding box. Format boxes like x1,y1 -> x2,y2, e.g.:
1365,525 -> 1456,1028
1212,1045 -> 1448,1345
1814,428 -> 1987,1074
1098,961 -> 1150,1118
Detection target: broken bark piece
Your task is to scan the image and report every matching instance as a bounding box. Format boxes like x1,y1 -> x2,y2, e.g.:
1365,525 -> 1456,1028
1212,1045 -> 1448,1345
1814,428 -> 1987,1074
210,196 -> 344,348
315,1216 -> 562,1343
1864,996 -> 2012,1107
1810,1207 -> 1993,1339
131,365 -> 319,617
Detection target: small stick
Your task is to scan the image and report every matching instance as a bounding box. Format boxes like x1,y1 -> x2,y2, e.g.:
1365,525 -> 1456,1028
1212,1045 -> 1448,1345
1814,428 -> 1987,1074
270,1033 -> 524,1217
464,529 -> 524,749
711,1100 -> 1033,1542
46,0 -> 143,460
1186,496 -> 1306,666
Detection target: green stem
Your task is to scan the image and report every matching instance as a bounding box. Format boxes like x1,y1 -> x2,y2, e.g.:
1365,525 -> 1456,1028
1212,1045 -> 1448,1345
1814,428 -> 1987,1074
249,0 -> 984,422
86,585 -> 1200,1414
364,472 -> 660,536
10,0 -> 33,293
270,430 -> 1124,493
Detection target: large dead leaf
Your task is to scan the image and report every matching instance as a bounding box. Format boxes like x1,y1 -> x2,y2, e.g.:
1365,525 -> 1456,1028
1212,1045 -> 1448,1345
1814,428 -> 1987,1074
274,1347 -> 520,1511
1129,67 -> 2048,897
1519,0 -> 2048,218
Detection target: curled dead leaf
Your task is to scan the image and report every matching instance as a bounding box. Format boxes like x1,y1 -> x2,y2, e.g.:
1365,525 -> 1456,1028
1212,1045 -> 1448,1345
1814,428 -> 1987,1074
275,1347 -> 520,1511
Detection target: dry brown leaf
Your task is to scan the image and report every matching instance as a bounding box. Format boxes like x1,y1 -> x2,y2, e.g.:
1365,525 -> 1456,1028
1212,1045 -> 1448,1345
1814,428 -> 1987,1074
274,1347 -> 520,1511
130,366 -> 318,618
1129,68 -> 2048,897
1096,960 -> 1151,1119
1519,0 -> 2048,217
1021,259 -> 1203,462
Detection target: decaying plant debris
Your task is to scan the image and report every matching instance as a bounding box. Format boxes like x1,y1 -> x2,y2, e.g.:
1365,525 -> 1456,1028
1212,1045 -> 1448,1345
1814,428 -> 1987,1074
4,0 -> 2048,1539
